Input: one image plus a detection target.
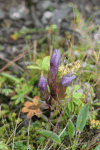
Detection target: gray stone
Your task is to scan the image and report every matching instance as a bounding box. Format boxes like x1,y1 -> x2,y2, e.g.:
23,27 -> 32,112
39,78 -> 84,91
32,0 -> 39,3
50,4 -> 72,27
37,0 -> 52,11
9,5 -> 29,20
60,3 -> 71,11
61,20 -> 69,29
25,20 -> 33,26
0,9 -> 5,19
0,30 -> 3,36
50,9 -> 66,27
42,11 -> 52,24
92,10 -> 100,17
85,5 -> 91,13
95,18 -> 100,24
12,46 -> 17,53
0,52 -> 6,58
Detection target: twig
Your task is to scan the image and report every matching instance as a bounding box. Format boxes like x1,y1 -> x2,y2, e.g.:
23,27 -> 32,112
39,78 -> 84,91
0,48 -> 30,73
0,55 -> 24,72
33,40 -> 37,62
27,118 -> 31,150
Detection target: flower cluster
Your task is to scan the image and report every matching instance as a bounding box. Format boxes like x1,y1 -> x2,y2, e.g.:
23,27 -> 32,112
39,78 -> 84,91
38,49 -> 76,104
58,60 -> 81,77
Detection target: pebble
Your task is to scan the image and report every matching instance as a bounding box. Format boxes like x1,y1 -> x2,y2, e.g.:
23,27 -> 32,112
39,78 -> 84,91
0,9 -> 5,19
42,11 -> 52,24
9,5 -> 29,20
50,3 -> 72,27
37,0 -> 52,11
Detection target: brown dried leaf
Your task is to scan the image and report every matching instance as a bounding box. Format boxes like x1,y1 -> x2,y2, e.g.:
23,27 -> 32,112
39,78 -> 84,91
21,107 -> 29,113
27,110 -> 36,118
36,108 -> 42,118
33,96 -> 39,106
24,101 -> 33,107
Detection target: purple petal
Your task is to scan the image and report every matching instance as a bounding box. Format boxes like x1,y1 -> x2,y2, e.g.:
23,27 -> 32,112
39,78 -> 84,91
38,77 -> 48,94
65,70 -> 72,77
61,75 -> 76,87
50,49 -> 61,80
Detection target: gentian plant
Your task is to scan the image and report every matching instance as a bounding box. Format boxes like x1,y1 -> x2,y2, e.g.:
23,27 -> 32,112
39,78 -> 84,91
38,49 -> 76,117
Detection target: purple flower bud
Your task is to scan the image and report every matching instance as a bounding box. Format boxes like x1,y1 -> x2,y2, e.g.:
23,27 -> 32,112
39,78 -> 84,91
61,74 -> 76,87
38,77 -> 48,95
50,49 -> 61,80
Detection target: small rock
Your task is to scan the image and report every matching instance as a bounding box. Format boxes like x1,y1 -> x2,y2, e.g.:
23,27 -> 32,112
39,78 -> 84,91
50,4 -> 72,27
61,20 -> 69,30
50,9 -> 67,27
9,5 -> 29,20
0,52 -> 6,58
42,11 -> 52,24
0,9 -> 5,19
60,3 -> 72,11
12,46 -> 17,53
0,30 -> 3,36
94,18 -> 100,24
37,0 -> 52,11
25,20 -> 33,27
32,0 -> 39,3
85,5 -> 91,13
44,11 -> 52,19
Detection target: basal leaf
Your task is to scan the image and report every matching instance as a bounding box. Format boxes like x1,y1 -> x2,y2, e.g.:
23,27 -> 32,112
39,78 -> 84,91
42,56 -> 50,71
73,93 -> 83,98
76,104 -> 89,132
68,121 -> 75,138
38,130 -> 61,143
73,97 -> 82,105
68,101 -> 74,112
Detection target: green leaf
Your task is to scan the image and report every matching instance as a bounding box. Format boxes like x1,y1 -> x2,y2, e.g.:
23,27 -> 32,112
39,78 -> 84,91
1,104 -> 9,109
42,56 -> 50,71
0,141 -> 8,150
68,101 -> 74,112
76,104 -> 89,132
68,121 -> 75,138
73,97 -> 82,105
1,73 -> 20,83
93,103 -> 100,106
36,59 -> 42,66
66,87 -> 71,96
73,85 -> 80,92
73,93 -> 83,98
95,144 -> 100,150
11,95 -> 18,100
59,129 -> 67,140
32,121 -> 41,127
0,110 -> 9,117
38,130 -> 61,143
2,89 -> 13,96
0,125 -> 9,135
27,65 -> 42,70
